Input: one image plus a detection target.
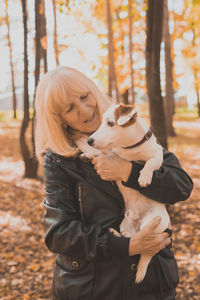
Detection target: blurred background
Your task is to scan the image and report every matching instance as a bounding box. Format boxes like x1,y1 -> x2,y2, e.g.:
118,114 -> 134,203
0,0 -> 199,299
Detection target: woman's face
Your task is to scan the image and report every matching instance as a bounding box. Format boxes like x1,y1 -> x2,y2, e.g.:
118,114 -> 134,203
60,91 -> 101,133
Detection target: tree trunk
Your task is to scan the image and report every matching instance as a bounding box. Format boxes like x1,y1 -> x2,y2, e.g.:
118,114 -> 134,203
128,0 -> 135,104
34,0 -> 48,87
40,0 -> 48,73
32,0 -> 48,172
35,0 -> 48,76
194,70 -> 200,117
5,0 -> 17,119
35,0 -> 41,89
146,0 -> 168,149
106,0 -> 119,102
52,0 -> 59,66
115,8 -> 125,56
163,0 -> 176,136
195,85 -> 200,117
122,89 -> 129,104
32,0 -> 41,167
196,89 -> 200,117
20,0 -> 38,178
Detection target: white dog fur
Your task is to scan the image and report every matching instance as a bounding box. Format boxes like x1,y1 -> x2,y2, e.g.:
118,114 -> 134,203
76,103 -> 170,283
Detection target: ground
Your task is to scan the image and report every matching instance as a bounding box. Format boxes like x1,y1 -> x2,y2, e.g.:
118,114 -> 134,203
0,116 -> 199,300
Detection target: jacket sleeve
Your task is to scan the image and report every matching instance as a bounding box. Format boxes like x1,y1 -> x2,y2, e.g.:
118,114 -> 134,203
43,154 -> 130,260
122,150 -> 193,204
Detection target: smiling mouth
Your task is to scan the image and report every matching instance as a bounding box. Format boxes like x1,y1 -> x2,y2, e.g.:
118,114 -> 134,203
84,112 -> 95,123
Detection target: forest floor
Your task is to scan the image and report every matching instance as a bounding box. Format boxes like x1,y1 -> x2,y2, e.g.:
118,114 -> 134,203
0,116 -> 199,300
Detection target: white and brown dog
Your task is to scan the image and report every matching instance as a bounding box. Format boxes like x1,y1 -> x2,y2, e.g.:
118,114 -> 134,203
76,104 -> 170,283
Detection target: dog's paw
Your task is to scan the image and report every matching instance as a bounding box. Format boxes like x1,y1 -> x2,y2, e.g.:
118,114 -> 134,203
135,272 -> 146,284
80,152 -> 95,160
79,153 -> 91,163
109,228 -> 121,237
138,169 -> 153,187
121,231 -> 131,238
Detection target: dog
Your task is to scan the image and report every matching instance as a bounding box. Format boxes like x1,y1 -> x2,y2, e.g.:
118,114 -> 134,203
76,103 -> 171,283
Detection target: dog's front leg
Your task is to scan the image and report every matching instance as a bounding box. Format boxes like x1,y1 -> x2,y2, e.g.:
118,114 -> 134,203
138,151 -> 163,187
76,136 -> 102,160
109,228 -> 121,237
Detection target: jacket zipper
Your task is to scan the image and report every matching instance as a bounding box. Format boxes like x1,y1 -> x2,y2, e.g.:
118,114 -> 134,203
78,184 -> 85,226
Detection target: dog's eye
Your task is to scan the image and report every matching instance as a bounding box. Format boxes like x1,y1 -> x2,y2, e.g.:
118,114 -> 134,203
107,121 -> 115,127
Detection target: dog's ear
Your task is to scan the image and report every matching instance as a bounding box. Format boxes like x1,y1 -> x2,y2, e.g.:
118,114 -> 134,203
115,104 -> 137,126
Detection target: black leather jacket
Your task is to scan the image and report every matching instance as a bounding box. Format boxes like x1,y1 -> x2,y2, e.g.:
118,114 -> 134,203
43,149 -> 193,300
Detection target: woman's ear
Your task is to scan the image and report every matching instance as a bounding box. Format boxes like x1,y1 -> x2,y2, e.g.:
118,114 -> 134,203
115,104 -> 137,126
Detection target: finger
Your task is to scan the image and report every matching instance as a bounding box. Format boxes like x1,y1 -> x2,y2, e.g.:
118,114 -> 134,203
162,232 -> 170,239
100,173 -> 110,180
109,228 -> 121,237
94,164 -> 98,170
162,237 -> 171,248
92,157 -> 97,164
168,223 -> 172,229
96,168 -> 101,175
164,228 -> 172,237
92,156 -> 103,165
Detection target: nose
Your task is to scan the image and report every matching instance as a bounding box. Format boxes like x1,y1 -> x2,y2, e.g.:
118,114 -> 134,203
78,103 -> 89,117
88,137 -> 94,146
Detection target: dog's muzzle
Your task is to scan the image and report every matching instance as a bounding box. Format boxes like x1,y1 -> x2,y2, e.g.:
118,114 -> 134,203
88,138 -> 94,146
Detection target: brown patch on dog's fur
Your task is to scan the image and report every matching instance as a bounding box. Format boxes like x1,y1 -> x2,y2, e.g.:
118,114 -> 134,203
114,104 -> 137,127
114,104 -> 133,120
121,114 -> 137,128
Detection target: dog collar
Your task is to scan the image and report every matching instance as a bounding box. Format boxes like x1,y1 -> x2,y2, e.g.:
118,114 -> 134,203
122,126 -> 153,149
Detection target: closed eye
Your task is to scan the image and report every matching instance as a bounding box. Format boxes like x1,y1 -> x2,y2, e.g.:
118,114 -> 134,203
107,120 -> 115,127
66,103 -> 74,113
80,92 -> 89,100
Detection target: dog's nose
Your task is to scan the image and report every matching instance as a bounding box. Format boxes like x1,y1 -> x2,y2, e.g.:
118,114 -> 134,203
88,137 -> 94,146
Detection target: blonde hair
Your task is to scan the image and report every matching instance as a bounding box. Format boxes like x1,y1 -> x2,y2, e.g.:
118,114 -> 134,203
35,66 -> 113,161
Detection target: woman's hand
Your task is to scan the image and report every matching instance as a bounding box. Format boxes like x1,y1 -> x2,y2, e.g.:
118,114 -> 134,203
92,153 -> 132,182
129,217 -> 171,256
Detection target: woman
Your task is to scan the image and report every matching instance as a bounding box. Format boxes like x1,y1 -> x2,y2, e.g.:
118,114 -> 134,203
35,66 -> 193,300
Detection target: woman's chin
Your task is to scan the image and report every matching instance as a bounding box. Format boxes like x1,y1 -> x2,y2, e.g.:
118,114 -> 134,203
82,119 -> 101,133
81,124 -> 99,134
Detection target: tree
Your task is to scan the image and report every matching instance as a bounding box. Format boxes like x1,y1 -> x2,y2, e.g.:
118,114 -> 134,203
162,0 -> 176,136
35,0 -> 48,89
31,0 -> 48,178
39,0 -> 47,73
146,0 -> 168,149
94,1 -> 146,100
106,0 -> 119,102
20,0 -> 38,178
5,0 -> 17,119
52,0 -> 59,66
